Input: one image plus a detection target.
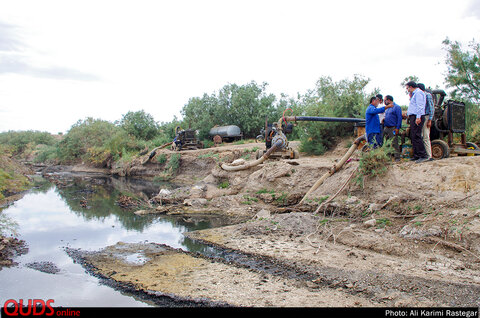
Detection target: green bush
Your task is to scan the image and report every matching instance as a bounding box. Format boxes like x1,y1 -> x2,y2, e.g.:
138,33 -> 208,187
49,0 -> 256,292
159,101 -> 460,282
0,168 -> 31,200
57,118 -> 117,163
56,118 -> 149,164
119,110 -> 159,141
202,139 -> 214,149
355,141 -> 394,188
34,145 -> 59,163
166,154 -> 181,173
0,130 -> 57,155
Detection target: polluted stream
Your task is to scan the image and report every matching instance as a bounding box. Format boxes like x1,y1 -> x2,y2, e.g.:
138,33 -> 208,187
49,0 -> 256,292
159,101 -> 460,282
0,174 -> 241,307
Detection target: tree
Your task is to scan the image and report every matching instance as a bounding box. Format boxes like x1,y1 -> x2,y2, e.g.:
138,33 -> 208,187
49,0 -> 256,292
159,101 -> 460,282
181,81 -> 281,140
442,38 -> 480,104
400,75 -> 420,88
57,118 -> 118,162
298,75 -> 373,155
119,110 -> 159,141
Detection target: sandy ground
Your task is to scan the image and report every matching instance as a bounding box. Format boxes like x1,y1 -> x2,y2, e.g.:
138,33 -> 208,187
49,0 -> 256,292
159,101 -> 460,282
66,139 -> 480,307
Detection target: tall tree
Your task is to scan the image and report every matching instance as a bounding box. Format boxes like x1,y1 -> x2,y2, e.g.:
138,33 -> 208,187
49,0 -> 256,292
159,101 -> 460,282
119,110 -> 159,141
443,38 -> 480,104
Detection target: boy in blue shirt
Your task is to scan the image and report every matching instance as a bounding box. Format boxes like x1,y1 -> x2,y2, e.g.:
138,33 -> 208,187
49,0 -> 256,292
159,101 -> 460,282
365,96 -> 393,148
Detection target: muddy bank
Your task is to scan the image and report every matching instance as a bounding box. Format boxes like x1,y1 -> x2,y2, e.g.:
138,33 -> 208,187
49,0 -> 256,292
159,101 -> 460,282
70,242 -> 377,307
186,212 -> 480,306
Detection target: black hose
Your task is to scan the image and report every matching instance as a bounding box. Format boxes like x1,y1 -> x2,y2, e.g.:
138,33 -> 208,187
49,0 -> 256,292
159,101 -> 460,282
286,116 -> 365,123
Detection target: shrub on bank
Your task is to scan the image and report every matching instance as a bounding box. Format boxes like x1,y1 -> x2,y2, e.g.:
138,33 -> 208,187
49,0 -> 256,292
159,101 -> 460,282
354,141 -> 394,188
0,130 -> 57,158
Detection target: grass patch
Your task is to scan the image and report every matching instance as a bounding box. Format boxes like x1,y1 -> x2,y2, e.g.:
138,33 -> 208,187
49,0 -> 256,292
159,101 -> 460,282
241,195 -> 259,205
275,192 -> 288,205
256,188 -> 275,195
153,153 -> 182,181
156,153 -> 167,164
198,152 -> 219,160
241,154 -> 251,160
314,195 -> 329,204
166,153 -> 181,173
218,180 -> 230,189
0,168 -> 31,201
243,147 -> 259,153
376,218 -> 392,228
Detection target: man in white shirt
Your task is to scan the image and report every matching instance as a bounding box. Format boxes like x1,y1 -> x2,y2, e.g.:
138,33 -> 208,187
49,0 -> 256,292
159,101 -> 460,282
405,81 -> 428,163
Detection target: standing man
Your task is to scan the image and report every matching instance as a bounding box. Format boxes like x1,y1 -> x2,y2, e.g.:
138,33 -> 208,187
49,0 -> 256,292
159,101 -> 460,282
417,83 -> 434,161
406,81 -> 428,163
383,95 -> 403,161
365,96 -> 392,148
377,94 -> 385,140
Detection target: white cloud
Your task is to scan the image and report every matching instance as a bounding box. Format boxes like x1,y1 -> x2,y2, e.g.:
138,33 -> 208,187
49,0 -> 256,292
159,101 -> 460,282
0,0 -> 479,133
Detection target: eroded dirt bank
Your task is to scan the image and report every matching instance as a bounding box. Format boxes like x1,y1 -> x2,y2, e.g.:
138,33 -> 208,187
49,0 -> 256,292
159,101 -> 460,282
59,139 -> 480,306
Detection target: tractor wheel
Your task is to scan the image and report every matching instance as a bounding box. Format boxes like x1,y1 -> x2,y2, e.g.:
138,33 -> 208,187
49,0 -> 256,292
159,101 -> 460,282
430,139 -> 450,159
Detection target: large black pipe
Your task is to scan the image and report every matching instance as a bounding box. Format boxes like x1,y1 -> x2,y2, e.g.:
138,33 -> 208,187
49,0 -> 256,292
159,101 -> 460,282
284,116 -> 365,123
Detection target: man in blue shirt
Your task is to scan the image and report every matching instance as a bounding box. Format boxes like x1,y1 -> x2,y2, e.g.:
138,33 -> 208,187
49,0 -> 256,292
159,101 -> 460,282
417,83 -> 434,160
365,96 -> 392,148
406,81 -> 428,163
383,95 -> 403,161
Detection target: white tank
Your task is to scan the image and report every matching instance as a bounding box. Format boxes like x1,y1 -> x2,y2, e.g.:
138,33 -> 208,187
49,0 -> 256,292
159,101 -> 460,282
209,125 -> 242,137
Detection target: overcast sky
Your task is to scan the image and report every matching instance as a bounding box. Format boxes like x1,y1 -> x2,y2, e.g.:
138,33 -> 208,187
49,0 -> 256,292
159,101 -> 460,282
1,0 -> 479,134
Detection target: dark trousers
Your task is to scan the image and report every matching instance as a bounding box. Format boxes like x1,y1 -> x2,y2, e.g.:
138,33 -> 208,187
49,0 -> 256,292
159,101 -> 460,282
409,115 -> 427,159
384,126 -> 400,160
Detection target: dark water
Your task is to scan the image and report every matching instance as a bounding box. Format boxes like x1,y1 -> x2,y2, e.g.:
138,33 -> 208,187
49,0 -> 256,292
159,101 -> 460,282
0,175 -> 223,307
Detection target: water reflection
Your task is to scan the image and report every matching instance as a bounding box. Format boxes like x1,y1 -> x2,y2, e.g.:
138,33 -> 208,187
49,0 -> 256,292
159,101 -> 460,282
0,175 -> 227,306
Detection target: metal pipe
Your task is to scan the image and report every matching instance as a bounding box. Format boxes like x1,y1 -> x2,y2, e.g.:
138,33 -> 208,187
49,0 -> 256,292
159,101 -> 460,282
283,116 -> 365,123
220,140 -> 283,171
222,114 -> 365,172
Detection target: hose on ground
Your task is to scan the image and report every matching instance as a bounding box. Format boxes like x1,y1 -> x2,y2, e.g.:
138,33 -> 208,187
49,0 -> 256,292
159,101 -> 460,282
299,135 -> 366,205
220,140 -> 283,171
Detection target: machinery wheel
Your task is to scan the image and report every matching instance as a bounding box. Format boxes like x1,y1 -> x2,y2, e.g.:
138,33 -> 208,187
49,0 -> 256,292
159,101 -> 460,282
213,135 -> 222,146
430,139 -> 450,159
